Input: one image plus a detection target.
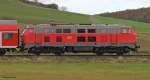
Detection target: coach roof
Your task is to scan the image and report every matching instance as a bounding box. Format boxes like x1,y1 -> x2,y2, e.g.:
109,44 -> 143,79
0,20 -> 17,24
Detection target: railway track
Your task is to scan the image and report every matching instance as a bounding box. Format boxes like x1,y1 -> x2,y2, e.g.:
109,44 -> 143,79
1,54 -> 150,62
1,54 -> 150,57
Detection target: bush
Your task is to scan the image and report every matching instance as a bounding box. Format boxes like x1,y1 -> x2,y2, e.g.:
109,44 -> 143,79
20,0 -> 59,10
46,4 -> 58,9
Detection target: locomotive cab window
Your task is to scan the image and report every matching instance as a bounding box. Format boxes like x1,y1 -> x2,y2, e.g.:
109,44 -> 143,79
77,29 -> 85,33
88,29 -> 96,33
88,37 -> 96,42
77,37 -> 86,42
121,28 -> 130,33
63,29 -> 71,33
4,32 -> 14,39
44,36 -> 50,42
56,29 -> 62,33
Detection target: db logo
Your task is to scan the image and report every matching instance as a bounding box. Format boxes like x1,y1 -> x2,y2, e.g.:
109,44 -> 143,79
67,36 -> 72,40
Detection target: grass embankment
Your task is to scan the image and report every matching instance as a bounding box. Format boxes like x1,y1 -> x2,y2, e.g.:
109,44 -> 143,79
0,62 -> 150,80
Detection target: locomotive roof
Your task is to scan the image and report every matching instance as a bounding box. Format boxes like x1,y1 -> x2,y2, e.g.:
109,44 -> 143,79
29,24 -> 130,29
0,20 -> 17,24
24,24 -> 132,33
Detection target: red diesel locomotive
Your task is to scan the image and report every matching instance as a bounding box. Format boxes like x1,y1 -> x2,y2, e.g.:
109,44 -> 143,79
21,24 -> 139,55
0,20 -> 139,55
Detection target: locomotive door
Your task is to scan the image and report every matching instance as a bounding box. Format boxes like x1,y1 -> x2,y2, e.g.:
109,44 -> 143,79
34,27 -> 43,44
111,34 -> 118,43
64,27 -> 73,44
110,28 -> 118,44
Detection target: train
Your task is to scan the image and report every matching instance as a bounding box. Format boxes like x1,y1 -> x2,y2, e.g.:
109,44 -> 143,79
0,20 -> 140,55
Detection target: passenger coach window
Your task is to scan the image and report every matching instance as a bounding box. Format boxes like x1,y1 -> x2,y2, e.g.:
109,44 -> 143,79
56,36 -> 62,42
56,29 -> 62,33
4,32 -> 14,39
77,29 -> 85,33
77,37 -> 86,42
88,37 -> 96,42
63,29 -> 71,33
88,29 -> 96,33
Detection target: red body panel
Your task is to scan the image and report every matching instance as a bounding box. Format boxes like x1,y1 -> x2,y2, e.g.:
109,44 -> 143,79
0,25 -> 18,31
0,24 -> 18,48
22,28 -> 137,46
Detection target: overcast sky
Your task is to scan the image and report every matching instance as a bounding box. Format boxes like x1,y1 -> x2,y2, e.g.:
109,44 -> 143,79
30,0 -> 150,15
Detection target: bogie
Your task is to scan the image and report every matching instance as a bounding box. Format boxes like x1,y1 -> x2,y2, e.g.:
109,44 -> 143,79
0,49 -> 6,56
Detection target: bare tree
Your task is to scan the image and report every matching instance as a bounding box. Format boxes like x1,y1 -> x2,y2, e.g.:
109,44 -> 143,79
34,0 -> 38,2
34,0 -> 38,4
59,6 -> 67,11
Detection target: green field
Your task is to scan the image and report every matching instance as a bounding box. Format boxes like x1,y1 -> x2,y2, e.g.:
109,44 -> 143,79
0,62 -> 150,80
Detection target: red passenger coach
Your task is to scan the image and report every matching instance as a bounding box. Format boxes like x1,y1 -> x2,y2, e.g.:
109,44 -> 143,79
21,24 -> 139,55
0,20 -> 19,55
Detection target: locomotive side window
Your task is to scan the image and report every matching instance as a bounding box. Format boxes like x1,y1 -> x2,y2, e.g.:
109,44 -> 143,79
4,32 -> 14,39
77,29 -> 85,33
99,28 -> 108,33
88,29 -> 96,33
77,37 -> 86,42
56,36 -> 62,42
44,36 -> 50,42
88,37 -> 96,42
63,29 -> 71,33
109,28 -> 119,33
56,29 -> 62,33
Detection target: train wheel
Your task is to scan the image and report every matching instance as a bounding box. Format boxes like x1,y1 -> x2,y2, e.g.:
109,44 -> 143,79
0,50 -> 6,56
96,52 -> 103,56
34,53 -> 40,56
28,47 -> 41,56
54,52 -> 62,56
117,52 -> 124,56
54,47 -> 65,56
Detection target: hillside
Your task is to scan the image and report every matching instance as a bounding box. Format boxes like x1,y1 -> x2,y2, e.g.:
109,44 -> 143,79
0,0 -> 150,52
0,0 -> 90,24
99,7 -> 150,23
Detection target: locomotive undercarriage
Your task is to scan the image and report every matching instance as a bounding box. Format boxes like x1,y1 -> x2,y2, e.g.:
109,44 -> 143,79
27,47 -> 65,55
94,47 -> 131,55
26,46 -> 136,56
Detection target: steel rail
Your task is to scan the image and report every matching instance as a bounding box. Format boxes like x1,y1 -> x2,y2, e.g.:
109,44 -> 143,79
1,54 -> 150,57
